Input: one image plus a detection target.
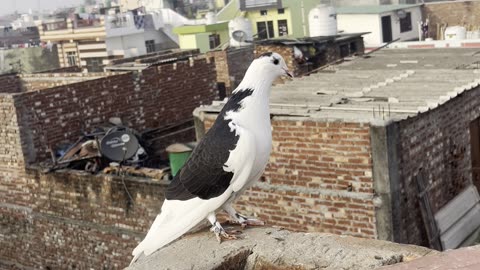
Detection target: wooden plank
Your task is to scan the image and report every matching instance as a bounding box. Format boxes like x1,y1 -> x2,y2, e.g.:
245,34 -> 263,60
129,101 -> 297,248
103,165 -> 170,180
435,185 -> 480,233
415,172 -> 442,250
441,204 -> 480,250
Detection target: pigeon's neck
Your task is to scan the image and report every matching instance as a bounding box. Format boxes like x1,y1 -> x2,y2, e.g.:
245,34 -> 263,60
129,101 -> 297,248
234,66 -> 276,99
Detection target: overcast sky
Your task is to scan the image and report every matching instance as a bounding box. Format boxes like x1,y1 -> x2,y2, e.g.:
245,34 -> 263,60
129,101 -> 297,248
1,0 -> 84,16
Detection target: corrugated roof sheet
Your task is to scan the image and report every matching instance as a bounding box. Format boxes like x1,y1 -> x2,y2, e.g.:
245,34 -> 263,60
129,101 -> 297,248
199,48 -> 480,124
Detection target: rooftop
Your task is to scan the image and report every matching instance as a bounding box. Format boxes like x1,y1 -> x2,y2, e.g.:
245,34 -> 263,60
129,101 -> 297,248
253,32 -> 369,45
198,48 -> 480,123
336,4 -> 423,14
173,21 -> 229,35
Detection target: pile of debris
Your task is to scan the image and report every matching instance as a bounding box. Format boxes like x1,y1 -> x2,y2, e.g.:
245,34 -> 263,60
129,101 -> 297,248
47,117 -> 186,180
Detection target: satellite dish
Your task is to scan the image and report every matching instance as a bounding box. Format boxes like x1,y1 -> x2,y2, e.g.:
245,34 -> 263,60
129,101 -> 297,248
396,10 -> 407,19
232,30 -> 247,43
100,128 -> 139,162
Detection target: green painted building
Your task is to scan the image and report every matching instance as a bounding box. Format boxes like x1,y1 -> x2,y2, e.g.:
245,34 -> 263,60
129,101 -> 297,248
173,22 -> 230,53
217,0 -> 323,39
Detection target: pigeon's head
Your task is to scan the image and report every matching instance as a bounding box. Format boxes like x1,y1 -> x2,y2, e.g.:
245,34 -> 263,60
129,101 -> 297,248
255,52 -> 293,79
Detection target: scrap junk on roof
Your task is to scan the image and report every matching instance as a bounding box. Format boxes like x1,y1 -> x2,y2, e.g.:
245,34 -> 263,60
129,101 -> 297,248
253,32 -> 367,76
47,116 -> 198,180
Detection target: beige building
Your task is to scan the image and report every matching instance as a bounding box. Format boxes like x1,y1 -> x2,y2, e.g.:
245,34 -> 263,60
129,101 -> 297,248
38,11 -> 179,72
38,18 -> 107,72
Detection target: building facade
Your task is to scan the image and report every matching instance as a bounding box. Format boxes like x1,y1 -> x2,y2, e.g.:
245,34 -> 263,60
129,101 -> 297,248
218,0 -> 324,39
38,11 -> 178,72
337,4 -> 422,46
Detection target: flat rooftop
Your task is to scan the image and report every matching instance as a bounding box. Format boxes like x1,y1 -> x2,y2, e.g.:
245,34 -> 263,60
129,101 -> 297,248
198,48 -> 480,123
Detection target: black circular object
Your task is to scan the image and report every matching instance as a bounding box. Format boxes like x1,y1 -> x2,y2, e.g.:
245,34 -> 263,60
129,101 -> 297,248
100,129 -> 139,162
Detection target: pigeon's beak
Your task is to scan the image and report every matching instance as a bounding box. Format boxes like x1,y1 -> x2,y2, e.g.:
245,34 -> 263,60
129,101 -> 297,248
283,68 -> 293,78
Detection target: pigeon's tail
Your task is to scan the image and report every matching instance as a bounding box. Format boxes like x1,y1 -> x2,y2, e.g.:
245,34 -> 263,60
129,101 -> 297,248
129,198 -> 214,266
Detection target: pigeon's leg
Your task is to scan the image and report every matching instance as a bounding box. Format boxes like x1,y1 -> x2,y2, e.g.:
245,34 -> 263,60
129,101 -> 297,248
222,204 -> 265,228
207,212 -> 239,243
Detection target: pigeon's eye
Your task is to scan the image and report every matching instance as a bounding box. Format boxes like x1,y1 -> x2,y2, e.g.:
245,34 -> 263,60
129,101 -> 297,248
273,58 -> 279,65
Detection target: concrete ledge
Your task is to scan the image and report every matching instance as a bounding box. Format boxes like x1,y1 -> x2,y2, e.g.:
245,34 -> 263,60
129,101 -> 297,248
383,245 -> 480,270
127,227 -> 436,270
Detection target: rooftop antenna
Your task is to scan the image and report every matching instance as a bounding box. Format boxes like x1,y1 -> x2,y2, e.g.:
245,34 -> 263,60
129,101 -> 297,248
232,30 -> 247,44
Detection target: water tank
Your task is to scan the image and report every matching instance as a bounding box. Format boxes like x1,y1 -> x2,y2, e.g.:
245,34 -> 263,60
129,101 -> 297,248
308,5 -> 337,37
205,12 -> 217,25
444,26 -> 467,40
229,17 -> 253,47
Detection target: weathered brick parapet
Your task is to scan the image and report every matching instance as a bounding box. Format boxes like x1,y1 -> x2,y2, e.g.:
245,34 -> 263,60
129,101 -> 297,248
0,168 -> 167,269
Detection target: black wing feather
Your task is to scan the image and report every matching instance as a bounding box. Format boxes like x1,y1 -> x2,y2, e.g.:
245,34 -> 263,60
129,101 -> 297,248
166,89 -> 254,200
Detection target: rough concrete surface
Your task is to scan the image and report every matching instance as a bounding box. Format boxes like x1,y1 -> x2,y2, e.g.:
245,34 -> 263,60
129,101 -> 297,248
382,245 -> 480,270
127,227 -> 436,270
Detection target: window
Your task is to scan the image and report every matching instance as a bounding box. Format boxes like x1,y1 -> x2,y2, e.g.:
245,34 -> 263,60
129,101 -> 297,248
209,34 -> 221,49
399,12 -> 412,33
278,19 -> 288,36
256,21 -> 274,39
260,10 -> 268,16
278,8 -> 284,14
85,58 -> 103,72
66,52 -> 77,67
145,40 -> 155,53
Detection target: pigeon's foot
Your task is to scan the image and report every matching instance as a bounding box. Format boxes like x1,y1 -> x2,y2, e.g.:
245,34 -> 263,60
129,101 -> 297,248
210,223 -> 241,243
208,211 -> 242,243
222,204 -> 266,228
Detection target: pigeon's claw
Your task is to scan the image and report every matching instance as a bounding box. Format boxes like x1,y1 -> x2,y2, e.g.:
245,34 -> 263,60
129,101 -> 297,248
211,224 -> 240,243
217,231 -> 238,243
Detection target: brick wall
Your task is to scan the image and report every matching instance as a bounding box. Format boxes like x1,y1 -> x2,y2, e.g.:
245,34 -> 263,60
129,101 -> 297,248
227,47 -> 255,92
203,116 -> 376,238
424,1 -> 480,39
391,85 -> 480,246
0,95 -> 25,168
0,168 -> 167,269
208,47 -> 255,96
14,57 -> 217,163
0,74 -> 22,93
19,72 -> 109,91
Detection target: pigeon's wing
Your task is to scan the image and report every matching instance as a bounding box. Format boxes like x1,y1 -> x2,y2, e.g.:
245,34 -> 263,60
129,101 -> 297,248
166,121 -> 256,200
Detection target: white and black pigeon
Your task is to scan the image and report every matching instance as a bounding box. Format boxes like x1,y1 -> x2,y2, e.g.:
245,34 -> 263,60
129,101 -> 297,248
130,52 -> 292,265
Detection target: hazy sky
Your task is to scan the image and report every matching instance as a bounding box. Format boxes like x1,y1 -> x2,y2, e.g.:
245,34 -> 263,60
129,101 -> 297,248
1,0 -> 84,16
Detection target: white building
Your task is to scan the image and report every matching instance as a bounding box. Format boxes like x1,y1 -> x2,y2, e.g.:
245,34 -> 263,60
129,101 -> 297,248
336,4 -> 422,47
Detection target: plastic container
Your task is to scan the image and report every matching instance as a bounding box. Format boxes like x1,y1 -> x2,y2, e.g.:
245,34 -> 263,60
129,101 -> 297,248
166,143 -> 196,176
